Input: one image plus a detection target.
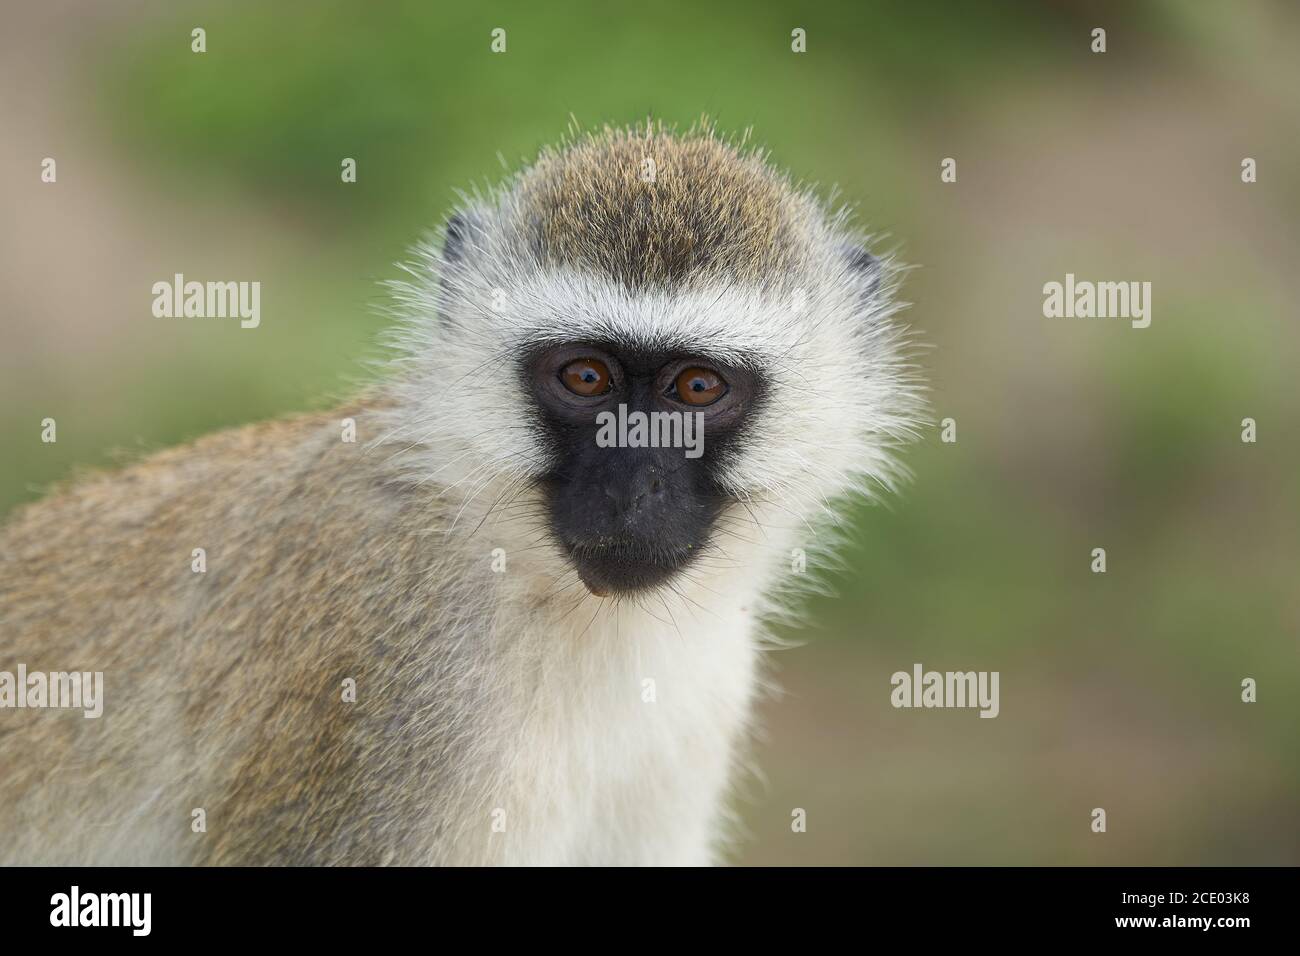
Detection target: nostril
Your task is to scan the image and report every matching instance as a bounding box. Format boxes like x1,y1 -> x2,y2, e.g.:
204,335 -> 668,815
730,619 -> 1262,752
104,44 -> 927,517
604,472 -> 665,516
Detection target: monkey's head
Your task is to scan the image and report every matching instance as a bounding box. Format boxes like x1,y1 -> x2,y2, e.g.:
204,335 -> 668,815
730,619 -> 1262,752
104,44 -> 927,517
387,122 -> 923,597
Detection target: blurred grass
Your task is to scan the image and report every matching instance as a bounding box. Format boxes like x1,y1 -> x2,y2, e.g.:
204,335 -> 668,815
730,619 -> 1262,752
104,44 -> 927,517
98,0 -> 1079,228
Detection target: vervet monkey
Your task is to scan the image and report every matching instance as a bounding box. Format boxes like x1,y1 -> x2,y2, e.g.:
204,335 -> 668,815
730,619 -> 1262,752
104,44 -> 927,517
0,122 -> 923,865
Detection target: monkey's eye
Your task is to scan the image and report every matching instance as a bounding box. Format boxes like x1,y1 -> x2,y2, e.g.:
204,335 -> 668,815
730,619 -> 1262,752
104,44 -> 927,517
672,367 -> 728,407
560,358 -> 612,397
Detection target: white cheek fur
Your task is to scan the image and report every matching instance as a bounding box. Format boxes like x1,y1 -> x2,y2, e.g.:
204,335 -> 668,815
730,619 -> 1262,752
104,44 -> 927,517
382,240 -> 924,509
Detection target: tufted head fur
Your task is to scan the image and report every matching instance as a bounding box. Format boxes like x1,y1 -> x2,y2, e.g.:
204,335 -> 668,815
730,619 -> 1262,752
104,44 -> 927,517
517,125 -> 809,289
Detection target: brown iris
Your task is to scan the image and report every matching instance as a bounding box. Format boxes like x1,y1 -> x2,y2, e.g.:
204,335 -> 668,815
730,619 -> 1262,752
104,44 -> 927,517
560,357 -> 612,397
674,367 -> 728,406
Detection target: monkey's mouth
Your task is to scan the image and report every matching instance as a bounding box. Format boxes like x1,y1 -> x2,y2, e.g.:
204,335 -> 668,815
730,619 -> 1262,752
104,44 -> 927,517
539,458 -> 723,597
564,539 -> 698,597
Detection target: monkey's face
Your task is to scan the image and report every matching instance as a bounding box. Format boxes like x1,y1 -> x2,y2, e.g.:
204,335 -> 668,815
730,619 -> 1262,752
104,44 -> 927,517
527,342 -> 762,596
399,258 -> 919,602
398,141 -> 923,602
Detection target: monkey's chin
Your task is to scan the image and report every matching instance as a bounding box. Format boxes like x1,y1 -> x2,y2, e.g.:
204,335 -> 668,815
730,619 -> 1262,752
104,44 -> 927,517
569,549 -> 691,598
578,575 -> 611,598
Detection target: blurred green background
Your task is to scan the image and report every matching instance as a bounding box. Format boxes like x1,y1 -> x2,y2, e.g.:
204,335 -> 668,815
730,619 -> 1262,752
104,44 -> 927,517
2,0 -> 1297,864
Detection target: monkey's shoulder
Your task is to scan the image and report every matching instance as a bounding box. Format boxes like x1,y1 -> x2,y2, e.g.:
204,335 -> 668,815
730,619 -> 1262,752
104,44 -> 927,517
0,404 -> 441,647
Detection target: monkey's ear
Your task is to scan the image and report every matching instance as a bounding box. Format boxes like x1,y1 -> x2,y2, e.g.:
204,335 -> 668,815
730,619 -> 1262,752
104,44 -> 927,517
843,244 -> 884,301
442,213 -> 470,264
437,212 -> 489,316
441,209 -> 492,268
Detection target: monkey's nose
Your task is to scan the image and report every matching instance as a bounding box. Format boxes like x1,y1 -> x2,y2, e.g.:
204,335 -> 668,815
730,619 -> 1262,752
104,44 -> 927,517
603,469 -> 665,517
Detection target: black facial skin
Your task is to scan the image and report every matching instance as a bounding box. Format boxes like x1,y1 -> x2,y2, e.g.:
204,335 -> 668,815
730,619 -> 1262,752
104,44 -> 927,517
524,342 -> 764,597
